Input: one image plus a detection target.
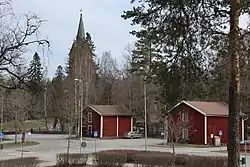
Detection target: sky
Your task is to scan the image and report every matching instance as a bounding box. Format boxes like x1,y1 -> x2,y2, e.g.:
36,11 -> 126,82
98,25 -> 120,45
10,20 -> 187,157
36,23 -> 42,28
11,0 -> 137,78
9,1 -> 250,78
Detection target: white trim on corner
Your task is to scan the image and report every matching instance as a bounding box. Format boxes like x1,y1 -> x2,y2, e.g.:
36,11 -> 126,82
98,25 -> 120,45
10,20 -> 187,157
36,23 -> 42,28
117,116 -> 119,137
242,118 -> 244,141
100,116 -> 103,138
204,116 -> 207,145
131,117 -> 133,132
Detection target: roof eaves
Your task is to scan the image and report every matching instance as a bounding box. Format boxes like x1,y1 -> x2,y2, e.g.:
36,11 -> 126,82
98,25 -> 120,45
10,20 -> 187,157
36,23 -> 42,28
87,105 -> 102,116
182,101 -> 206,116
166,101 -> 207,116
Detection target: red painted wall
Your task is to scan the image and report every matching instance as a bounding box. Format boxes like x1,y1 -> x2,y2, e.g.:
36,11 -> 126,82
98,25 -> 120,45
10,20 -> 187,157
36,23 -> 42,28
207,116 -> 227,144
91,110 -> 101,137
103,116 -> 117,137
118,116 -> 131,137
207,117 -> 243,144
169,104 -> 204,144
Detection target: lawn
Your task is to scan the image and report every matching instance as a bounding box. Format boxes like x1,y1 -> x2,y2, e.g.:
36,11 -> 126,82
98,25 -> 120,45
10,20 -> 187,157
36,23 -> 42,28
2,141 -> 40,149
157,142 -> 217,148
2,118 -> 54,131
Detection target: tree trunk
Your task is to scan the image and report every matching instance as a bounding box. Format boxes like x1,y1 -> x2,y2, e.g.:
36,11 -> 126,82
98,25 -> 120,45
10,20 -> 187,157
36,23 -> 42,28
53,117 -> 58,129
228,0 -> 241,167
172,141 -> 175,156
14,121 -> 17,143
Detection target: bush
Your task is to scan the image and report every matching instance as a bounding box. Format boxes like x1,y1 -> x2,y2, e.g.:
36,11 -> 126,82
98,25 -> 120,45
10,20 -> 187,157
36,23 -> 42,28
56,153 -> 88,167
134,154 -> 175,167
99,149 -> 173,163
93,152 -> 127,167
174,154 -> 190,166
0,157 -> 39,167
185,156 -> 227,167
98,150 -> 227,167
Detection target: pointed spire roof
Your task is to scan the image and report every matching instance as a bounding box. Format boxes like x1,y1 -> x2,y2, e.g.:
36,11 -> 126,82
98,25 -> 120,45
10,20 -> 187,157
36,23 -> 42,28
76,10 -> 85,40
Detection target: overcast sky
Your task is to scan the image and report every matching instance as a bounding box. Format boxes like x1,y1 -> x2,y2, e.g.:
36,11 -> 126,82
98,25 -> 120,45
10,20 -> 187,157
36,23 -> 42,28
10,1 -> 250,78
12,0 -> 136,78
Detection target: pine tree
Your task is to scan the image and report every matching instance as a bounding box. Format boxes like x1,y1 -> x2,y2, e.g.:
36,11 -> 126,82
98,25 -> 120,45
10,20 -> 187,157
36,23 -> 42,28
122,1 -> 250,166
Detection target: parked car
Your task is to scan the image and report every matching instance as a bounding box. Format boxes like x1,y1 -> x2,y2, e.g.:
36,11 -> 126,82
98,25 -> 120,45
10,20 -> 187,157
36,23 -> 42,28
123,131 -> 143,139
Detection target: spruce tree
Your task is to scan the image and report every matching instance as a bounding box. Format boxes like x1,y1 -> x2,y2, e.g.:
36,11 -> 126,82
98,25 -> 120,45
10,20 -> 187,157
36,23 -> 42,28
51,65 -> 66,130
27,52 -> 44,95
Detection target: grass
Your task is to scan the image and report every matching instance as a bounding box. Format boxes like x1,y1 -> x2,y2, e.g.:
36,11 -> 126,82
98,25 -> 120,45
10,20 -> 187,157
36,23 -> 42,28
157,142 -> 217,148
2,118 -> 54,131
2,141 -> 40,149
211,150 -> 250,155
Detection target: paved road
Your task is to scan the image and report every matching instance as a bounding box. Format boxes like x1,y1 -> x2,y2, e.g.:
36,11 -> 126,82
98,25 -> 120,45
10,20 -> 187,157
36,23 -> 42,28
2,134 -> 250,166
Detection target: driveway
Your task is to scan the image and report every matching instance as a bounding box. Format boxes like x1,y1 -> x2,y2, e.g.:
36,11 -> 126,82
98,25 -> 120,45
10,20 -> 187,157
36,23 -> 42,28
2,134 -> 250,166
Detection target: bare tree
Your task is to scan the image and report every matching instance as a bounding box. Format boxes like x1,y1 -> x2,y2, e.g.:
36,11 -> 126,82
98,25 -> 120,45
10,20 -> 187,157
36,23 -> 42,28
0,0 -> 49,89
97,51 -> 120,105
167,113 -> 192,155
5,89 -> 31,142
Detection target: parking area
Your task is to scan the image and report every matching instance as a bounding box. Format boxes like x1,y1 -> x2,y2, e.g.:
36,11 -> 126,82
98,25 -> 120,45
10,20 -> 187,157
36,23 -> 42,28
2,134 -> 250,166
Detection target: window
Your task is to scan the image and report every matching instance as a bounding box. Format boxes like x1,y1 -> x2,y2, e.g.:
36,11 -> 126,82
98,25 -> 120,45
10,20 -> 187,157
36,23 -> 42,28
88,125 -> 92,136
182,112 -> 188,122
88,112 -> 92,123
182,129 -> 188,140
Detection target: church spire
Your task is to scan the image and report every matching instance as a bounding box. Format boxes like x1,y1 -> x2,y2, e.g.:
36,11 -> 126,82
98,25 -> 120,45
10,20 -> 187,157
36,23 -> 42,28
76,10 -> 85,40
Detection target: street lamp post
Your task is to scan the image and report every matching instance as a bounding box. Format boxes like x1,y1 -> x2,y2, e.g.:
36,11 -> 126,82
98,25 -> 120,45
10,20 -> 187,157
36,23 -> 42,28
141,64 -> 150,151
143,77 -> 148,150
75,78 -> 83,153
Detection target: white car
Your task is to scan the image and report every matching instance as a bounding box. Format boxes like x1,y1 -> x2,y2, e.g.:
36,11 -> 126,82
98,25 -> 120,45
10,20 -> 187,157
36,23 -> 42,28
123,131 -> 143,139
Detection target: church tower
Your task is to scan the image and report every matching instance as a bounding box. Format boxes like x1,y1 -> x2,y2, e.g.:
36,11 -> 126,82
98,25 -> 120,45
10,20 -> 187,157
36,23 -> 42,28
68,12 -> 96,107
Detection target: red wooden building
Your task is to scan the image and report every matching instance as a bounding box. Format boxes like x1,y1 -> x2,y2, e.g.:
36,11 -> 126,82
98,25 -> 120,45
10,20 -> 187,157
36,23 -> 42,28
82,105 -> 133,138
167,101 -> 248,145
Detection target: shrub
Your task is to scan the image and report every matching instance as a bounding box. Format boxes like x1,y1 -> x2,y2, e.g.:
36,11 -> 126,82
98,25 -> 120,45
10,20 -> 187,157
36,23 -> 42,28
98,150 -> 227,167
56,153 -> 88,167
99,149 -> 173,163
0,157 -> 39,167
93,152 -> 127,167
134,154 -> 175,167
185,156 -> 227,167
174,154 -> 190,166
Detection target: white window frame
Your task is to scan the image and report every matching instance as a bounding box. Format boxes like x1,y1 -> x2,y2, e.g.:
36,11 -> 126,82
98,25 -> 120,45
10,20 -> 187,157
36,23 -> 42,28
182,128 -> 188,140
88,112 -> 92,123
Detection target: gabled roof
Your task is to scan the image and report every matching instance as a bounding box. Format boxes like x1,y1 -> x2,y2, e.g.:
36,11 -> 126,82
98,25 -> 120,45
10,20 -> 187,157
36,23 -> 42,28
85,105 -> 134,116
168,101 -> 247,117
